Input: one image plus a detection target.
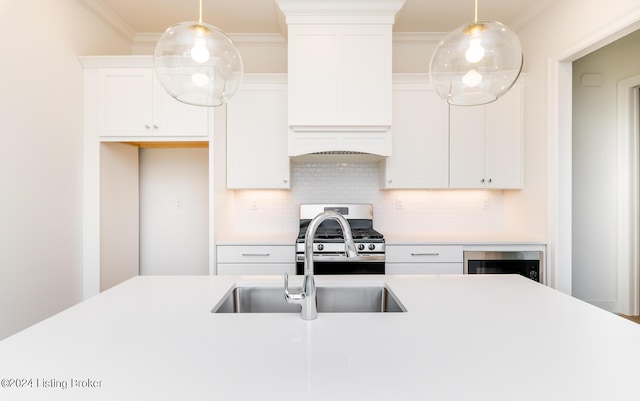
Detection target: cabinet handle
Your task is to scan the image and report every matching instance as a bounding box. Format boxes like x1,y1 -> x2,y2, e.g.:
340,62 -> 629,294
153,124 -> 159,129
411,253 -> 439,256
242,253 -> 270,257
480,178 -> 485,183
388,179 -> 393,184
488,178 -> 492,183
283,179 -> 288,183
145,124 -> 151,129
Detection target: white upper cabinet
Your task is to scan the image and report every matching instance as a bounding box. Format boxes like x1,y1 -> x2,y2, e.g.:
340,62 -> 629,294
381,75 -> 449,189
97,68 -> 211,138
449,81 -> 524,189
226,74 -> 290,189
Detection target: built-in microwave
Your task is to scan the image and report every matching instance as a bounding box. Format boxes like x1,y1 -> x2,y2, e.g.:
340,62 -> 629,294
464,251 -> 543,283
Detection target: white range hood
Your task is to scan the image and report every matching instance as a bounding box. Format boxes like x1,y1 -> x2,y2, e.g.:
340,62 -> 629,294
277,0 -> 406,160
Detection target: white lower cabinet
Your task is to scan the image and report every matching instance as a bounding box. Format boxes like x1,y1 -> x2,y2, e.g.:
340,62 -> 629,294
216,245 -> 296,275
385,245 -> 463,274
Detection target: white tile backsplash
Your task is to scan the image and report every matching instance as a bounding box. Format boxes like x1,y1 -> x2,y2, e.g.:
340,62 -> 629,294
293,162 -> 381,203
229,162 -> 505,238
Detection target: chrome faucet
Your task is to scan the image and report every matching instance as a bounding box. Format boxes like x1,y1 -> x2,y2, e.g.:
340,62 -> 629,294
284,210 -> 358,320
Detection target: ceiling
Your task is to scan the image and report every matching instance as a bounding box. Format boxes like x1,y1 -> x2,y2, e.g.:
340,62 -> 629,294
98,0 -> 544,35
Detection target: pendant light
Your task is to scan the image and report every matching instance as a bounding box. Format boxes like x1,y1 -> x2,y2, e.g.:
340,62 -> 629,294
429,0 -> 522,106
153,0 -> 243,107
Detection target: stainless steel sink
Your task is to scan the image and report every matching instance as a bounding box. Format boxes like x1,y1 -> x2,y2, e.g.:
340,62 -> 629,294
212,285 -> 406,314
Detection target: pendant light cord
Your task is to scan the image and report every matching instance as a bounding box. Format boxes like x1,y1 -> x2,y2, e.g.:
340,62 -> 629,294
198,0 -> 203,25
474,0 -> 478,22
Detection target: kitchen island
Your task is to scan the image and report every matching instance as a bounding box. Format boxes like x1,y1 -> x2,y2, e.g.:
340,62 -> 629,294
0,274 -> 639,400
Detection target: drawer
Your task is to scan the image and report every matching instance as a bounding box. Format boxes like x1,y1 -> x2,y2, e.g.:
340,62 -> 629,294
216,245 -> 295,264
385,245 -> 463,263
386,262 -> 463,275
217,263 -> 296,275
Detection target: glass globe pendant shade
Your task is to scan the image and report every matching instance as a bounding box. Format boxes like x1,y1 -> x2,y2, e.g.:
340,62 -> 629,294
429,20 -> 523,106
153,21 -> 243,107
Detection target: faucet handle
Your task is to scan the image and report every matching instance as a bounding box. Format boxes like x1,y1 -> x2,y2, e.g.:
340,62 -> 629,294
344,241 -> 358,258
283,274 -> 305,303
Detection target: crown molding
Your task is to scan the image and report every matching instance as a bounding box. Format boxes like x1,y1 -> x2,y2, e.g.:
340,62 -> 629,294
78,55 -> 152,68
393,32 -> 444,44
228,33 -> 287,46
130,33 -> 159,55
78,0 -> 136,42
131,33 -> 287,55
133,32 -> 440,53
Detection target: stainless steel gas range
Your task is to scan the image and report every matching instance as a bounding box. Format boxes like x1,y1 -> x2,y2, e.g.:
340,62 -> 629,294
295,204 -> 385,275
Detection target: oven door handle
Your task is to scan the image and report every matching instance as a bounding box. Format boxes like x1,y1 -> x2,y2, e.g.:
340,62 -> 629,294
296,254 -> 385,263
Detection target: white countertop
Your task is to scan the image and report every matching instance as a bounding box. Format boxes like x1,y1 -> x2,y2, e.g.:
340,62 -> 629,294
1,274 -> 638,400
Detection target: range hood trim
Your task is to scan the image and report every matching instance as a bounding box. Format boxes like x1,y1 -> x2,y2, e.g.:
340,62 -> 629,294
288,130 -> 392,159
290,152 -> 387,163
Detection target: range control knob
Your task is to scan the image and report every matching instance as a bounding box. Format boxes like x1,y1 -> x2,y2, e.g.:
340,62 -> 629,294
368,244 -> 376,251
529,271 -> 538,280
357,244 -> 365,251
317,244 -> 324,251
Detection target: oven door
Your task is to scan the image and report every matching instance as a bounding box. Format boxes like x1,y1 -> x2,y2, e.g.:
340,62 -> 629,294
296,254 -> 385,275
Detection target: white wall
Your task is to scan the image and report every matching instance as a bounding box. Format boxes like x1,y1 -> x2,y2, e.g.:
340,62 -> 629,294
0,0 -> 130,340
100,143 -> 139,291
572,30 -> 640,310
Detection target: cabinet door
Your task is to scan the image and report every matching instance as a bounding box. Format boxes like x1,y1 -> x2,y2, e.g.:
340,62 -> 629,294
484,84 -> 523,189
217,245 -> 295,263
152,78 -> 211,137
226,77 -> 290,189
449,104 -> 486,188
385,245 -> 463,275
382,82 -> 449,189
97,68 -> 210,138
98,69 -> 153,137
386,245 -> 463,263
216,244 -> 296,276
449,81 -> 524,189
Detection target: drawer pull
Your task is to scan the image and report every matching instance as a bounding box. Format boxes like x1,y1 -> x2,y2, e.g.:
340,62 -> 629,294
242,253 -> 270,257
411,253 -> 439,256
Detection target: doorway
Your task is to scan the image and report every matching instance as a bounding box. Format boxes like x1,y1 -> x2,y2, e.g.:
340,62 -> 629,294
552,20 -> 640,312
570,31 -> 640,314
619,82 -> 640,315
